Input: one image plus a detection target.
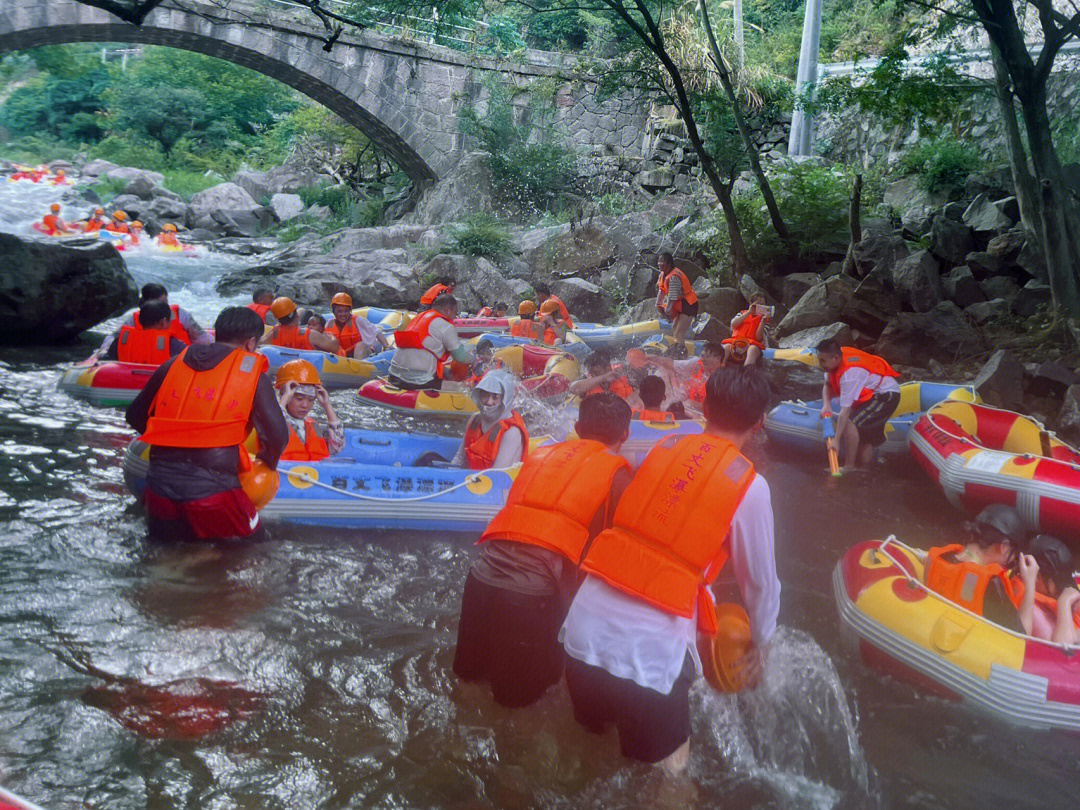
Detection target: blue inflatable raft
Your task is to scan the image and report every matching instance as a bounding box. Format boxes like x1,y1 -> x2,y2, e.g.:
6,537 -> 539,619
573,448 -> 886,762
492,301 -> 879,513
258,345 -> 378,389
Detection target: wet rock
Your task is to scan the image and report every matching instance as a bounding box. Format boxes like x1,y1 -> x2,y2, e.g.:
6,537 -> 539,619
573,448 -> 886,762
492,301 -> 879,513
554,277 -> 612,322
212,237 -> 281,256
962,194 -> 1013,234
617,298 -> 658,325
965,297 -> 1009,325
104,166 -> 164,187
182,228 -> 220,242
204,207 -> 277,238
270,193 -> 304,222
690,313 -> 731,343
264,165 -> 323,195
189,183 -> 260,222
1057,385 -> 1080,444
942,266 -> 986,308
233,170 -> 270,203
775,276 -> 854,339
875,302 -> 984,365
980,275 -> 1021,303
777,322 -> 851,350
1012,280 -> 1052,317
523,222 -> 616,283
883,177 -> 945,236
973,349 -> 1026,410
698,286 -> 746,325
1029,361 -> 1080,399
124,174 -> 158,200
780,273 -> 822,308
929,216 -> 975,265
0,232 -> 137,345
852,234 -> 909,278
892,249 -> 943,312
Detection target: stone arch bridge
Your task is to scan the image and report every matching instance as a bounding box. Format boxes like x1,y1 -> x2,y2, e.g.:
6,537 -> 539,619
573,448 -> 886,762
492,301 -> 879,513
0,0 -> 646,187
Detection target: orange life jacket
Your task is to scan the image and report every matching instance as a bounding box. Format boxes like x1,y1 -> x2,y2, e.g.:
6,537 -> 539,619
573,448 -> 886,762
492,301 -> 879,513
587,375 -> 634,399
633,407 -> 675,422
157,231 -> 180,248
272,323 -> 314,351
924,545 -> 1020,616
511,319 -> 543,341
657,267 -> 699,307
326,316 -> 362,355
827,347 -> 901,405
281,418 -> 330,462
1008,578 -> 1080,632
543,326 -> 566,345
41,214 -> 61,235
104,222 -> 130,234
394,309 -> 453,377
543,296 -> 574,330
84,218 -> 104,233
682,359 -> 708,404
117,325 -> 173,365
463,411 -> 530,469
724,311 -> 765,350
480,440 -> 631,563
476,307 -> 492,317
420,283 -> 452,306
246,302 -> 272,322
580,434 -> 755,635
140,348 -> 268,453
133,304 -> 191,346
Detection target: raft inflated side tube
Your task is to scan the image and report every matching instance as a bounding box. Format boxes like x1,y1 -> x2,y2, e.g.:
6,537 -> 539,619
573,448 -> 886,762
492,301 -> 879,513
698,602 -> 755,693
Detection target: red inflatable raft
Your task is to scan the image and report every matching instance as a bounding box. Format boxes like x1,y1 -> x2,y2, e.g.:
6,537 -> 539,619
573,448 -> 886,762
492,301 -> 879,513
58,356 -> 158,407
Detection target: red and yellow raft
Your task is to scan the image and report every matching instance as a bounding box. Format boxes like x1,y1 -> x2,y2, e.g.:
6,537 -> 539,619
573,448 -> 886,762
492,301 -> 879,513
835,538 -> 1080,731
909,400 -> 1080,543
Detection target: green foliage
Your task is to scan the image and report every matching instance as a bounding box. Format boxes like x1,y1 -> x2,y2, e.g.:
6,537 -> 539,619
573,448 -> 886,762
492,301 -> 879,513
898,137 -> 982,196
1,69 -> 110,141
445,213 -> 513,257
86,133 -> 166,170
94,176 -> 129,201
160,169 -> 221,200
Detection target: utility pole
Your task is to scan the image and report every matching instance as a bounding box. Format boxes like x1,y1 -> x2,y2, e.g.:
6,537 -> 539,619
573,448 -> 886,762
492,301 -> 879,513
788,0 -> 822,156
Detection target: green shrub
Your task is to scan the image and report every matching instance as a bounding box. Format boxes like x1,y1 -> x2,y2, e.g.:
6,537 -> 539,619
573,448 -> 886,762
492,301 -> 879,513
898,138 -> 982,197
86,135 -> 166,171
161,169 -> 221,201
94,176 -> 128,201
446,214 -> 513,257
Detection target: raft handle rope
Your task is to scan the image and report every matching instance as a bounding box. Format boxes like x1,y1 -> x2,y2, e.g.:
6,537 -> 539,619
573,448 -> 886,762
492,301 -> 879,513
285,465 -> 512,502
871,536 -> 1079,652
926,401 -> 1080,470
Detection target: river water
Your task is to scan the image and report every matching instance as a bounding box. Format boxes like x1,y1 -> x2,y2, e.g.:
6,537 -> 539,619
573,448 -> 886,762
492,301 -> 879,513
1,178 -> 1079,810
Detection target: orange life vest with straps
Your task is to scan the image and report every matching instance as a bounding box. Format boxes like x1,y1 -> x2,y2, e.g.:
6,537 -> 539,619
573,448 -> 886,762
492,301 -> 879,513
394,309 -> 453,377
657,267 -> 698,307
827,347 -> 901,405
84,218 -> 104,233
134,303 -> 190,346
157,231 -> 180,248
281,418 -> 330,462
325,316 -> 362,355
633,407 -> 675,422
682,358 -> 709,404
463,411 -> 530,469
924,545 -> 1020,616
420,283 -> 452,306
117,325 -> 173,365
246,302 -> 272,323
724,310 -> 765,350
480,440 -> 631,563
139,348 -> 268,457
41,214 -> 62,235
272,323 -> 314,351
476,307 -> 492,317
580,434 -> 755,635
511,318 -> 543,341
587,375 -> 634,399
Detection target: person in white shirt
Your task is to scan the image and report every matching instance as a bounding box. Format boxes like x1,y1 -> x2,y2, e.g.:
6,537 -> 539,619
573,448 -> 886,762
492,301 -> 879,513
559,365 -> 780,773
387,294 -> 474,390
816,338 -> 902,472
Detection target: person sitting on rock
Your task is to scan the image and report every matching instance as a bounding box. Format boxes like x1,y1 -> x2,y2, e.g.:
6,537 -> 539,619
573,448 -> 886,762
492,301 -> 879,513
325,292 -> 389,359
38,203 -> 72,236
511,301 -> 544,341
570,351 -> 634,399
539,299 -> 569,345
723,293 -> 769,367
83,208 -> 107,233
1014,534 -> 1080,645
100,283 -> 209,356
247,288 -> 275,323
103,300 -> 186,365
452,369 -> 529,470
104,210 -> 131,234
157,223 -> 181,249
272,360 -> 345,462
262,297 -> 340,354
645,342 -> 725,411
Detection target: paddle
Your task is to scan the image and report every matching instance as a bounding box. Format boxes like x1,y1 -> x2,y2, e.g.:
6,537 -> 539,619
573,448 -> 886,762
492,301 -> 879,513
821,412 -> 842,477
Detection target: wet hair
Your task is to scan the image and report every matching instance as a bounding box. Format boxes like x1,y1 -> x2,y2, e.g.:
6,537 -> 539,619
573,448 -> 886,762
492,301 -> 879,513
577,392 -> 631,446
253,288 -> 274,303
658,251 -> 674,264
138,300 -> 172,329
816,338 -> 843,358
585,350 -> 609,375
493,302 -> 507,312
702,342 -> 724,358
432,293 -> 458,313
214,306 -> 265,345
639,375 -> 666,409
533,283 -> 551,298
140,283 -> 167,304
307,314 -> 326,329
1027,535 -> 1074,593
703,366 -> 770,432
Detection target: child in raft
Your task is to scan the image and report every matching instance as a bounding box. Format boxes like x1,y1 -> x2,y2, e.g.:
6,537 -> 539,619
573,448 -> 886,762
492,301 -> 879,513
274,360 -> 345,461
1015,534 -> 1080,645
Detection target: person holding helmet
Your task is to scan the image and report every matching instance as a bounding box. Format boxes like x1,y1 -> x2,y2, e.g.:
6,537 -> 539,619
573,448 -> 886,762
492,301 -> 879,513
923,504 -> 1027,629
388,293 -> 474,390
511,300 -> 543,341
272,360 -> 344,461
325,292 -> 389,359
38,203 -> 72,236
125,306 -> 289,542
83,207 -> 107,233
451,369 -> 528,470
539,298 -> 568,345
99,283 -> 209,355
262,297 -> 341,355
157,223 -> 182,249
1013,534 -> 1080,644
104,210 -> 130,234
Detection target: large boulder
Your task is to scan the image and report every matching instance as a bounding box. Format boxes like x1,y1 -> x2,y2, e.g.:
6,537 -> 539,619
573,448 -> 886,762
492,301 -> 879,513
553,277 -> 612,322
270,193 -> 304,222
79,159 -> 118,180
522,222 -> 617,283
851,234 -> 909,279
205,207 -> 277,238
985,229 -> 1026,265
1029,361 -> 1080,399
875,301 -> 984,365
980,275 -> 1021,303
698,286 -> 746,325
892,249 -> 943,312
942,266 -> 986,308
264,164 -> 322,195
737,274 -> 777,308
777,322 -> 852,350
965,297 -> 1009,325
775,276 -> 854,338
965,251 -> 1005,279
929,216 -> 975,266
233,170 -> 271,203
103,166 -> 165,186
1012,280 -> 1052,317
972,350 -> 1026,411
1057,385 -> 1080,444
883,176 -> 945,236
188,182 -> 260,221
412,152 -> 518,225
780,272 -> 822,308
0,232 -> 137,345
124,174 -> 159,200
842,267 -> 901,338
419,254 -> 528,313
962,194 -> 1013,234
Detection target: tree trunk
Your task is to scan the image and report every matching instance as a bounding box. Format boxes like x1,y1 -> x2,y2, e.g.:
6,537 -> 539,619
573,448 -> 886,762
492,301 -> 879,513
990,45 -> 1039,234
714,175 -> 750,275
842,174 -> 862,277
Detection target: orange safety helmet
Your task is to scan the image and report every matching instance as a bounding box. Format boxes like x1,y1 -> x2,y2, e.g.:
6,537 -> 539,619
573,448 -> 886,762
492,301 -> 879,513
239,457 -> 280,510
132,220 -> 143,229
94,208 -> 105,216
112,210 -> 128,221
49,203 -> 60,212
518,300 -> 538,316
539,299 -> 560,316
162,223 -> 177,232
697,602 -> 755,693
270,296 -> 297,320
55,169 -> 65,175
275,359 -> 321,389
331,292 -> 353,308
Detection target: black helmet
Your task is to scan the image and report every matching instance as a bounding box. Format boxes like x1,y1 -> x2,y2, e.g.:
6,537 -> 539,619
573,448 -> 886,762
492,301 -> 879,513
972,504 -> 1025,545
1027,534 -> 1075,593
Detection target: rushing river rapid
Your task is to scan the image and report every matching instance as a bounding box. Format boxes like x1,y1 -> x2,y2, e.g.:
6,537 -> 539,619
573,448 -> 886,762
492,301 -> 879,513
1,179 -> 1079,810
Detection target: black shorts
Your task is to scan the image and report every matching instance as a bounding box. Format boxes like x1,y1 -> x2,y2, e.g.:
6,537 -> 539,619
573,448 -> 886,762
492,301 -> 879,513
850,391 -> 901,447
452,571 -> 566,708
671,300 -> 699,319
387,373 -> 441,391
564,654 -> 694,763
